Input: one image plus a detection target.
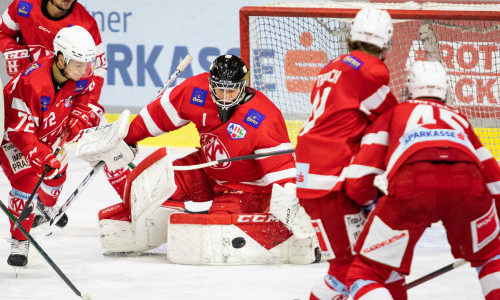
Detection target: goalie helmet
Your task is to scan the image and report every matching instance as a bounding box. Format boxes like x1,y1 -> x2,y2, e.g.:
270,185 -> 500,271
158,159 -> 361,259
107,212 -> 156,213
53,25 -> 96,77
405,61 -> 448,101
349,8 -> 393,50
209,55 -> 249,122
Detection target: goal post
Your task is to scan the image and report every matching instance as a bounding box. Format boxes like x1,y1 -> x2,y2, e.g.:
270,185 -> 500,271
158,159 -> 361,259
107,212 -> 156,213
240,2 -> 500,159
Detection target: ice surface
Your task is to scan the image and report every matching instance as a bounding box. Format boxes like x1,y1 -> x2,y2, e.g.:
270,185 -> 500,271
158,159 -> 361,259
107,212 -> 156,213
0,146 -> 484,299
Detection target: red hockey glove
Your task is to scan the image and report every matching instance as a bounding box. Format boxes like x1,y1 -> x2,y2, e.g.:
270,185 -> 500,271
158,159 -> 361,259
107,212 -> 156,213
4,48 -> 31,76
68,103 -> 93,143
27,144 -> 61,179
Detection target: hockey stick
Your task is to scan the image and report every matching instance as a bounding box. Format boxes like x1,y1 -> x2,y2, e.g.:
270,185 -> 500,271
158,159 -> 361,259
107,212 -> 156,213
13,131 -> 70,230
49,161 -> 105,227
407,259 -> 467,289
171,148 -> 295,171
52,57 -> 193,226
158,54 -> 193,95
0,200 -> 91,299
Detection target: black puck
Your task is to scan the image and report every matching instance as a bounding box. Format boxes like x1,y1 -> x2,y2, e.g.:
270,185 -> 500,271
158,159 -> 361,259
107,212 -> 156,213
232,237 -> 246,248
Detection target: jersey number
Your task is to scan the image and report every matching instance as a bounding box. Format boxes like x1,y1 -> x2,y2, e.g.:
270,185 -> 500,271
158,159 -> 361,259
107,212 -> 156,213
405,105 -> 469,133
300,87 -> 331,136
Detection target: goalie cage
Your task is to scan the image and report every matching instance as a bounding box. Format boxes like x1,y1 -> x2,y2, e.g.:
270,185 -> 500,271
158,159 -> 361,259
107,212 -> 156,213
240,1 -> 500,193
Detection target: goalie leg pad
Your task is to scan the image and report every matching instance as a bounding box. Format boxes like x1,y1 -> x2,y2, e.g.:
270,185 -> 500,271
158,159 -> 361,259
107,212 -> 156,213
167,213 -> 320,265
99,203 -> 184,252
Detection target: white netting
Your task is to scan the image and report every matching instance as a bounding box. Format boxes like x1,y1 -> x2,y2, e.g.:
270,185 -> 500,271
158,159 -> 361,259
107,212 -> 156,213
242,2 -> 500,158
242,1 -> 500,192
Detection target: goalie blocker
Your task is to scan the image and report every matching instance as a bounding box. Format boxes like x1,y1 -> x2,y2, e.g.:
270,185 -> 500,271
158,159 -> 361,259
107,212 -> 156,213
97,147 -> 321,265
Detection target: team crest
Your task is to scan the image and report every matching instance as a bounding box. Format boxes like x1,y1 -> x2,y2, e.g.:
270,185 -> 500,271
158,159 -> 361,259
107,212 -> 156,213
17,1 -> 33,18
227,123 -> 246,140
244,108 -> 266,129
23,62 -> 40,76
41,97 -> 51,112
74,79 -> 89,93
200,133 -> 230,169
190,87 -> 208,107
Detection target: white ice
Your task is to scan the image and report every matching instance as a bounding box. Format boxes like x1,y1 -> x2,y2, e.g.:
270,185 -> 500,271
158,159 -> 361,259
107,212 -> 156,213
0,146 -> 485,300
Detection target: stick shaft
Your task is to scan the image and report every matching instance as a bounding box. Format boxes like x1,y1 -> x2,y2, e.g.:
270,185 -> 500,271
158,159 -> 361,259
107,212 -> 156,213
0,200 -> 83,297
407,259 -> 467,289
14,131 -> 70,230
171,148 -> 295,171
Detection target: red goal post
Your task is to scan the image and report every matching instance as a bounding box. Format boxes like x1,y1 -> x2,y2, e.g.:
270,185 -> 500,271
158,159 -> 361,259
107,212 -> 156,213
240,2 -> 500,159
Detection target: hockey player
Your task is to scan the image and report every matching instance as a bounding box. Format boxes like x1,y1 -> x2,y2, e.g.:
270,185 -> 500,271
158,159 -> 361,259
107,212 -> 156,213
0,0 -> 129,223
81,55 -> 318,263
0,25 -> 97,268
293,8 -> 399,300
343,61 -> 500,299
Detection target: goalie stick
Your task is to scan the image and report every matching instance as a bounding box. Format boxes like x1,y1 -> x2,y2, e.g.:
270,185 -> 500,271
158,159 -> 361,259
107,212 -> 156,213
13,131 -> 70,231
171,148 -> 295,171
0,200 -> 91,299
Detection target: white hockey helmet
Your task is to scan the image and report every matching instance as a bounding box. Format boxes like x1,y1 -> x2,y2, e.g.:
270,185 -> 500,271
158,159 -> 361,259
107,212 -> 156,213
405,61 -> 448,101
349,8 -> 393,50
53,25 -> 96,65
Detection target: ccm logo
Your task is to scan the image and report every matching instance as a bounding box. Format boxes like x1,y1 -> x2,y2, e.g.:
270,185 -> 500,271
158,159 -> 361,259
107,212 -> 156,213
237,214 -> 279,223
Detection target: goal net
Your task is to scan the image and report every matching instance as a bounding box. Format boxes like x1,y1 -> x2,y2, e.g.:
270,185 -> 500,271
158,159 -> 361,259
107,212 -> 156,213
240,1 -> 500,160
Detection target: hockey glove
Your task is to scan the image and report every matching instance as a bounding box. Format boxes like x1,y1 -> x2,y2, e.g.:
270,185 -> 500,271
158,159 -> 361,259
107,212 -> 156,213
68,103 -> 93,143
4,48 -> 31,76
28,144 -> 61,179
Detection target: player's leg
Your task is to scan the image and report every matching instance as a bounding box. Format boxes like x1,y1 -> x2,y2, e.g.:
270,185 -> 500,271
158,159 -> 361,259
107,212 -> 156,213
442,162 -> 500,300
301,191 -> 364,300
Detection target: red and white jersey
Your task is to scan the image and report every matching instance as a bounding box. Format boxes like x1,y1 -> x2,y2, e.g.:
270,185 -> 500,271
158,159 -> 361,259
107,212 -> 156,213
344,98 -> 500,206
295,50 -> 398,199
0,0 -> 106,105
124,73 -> 296,194
2,56 -> 93,155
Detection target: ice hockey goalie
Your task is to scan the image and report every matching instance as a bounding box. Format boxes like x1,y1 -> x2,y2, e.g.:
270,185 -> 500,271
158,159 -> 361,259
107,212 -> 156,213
97,147 -> 321,265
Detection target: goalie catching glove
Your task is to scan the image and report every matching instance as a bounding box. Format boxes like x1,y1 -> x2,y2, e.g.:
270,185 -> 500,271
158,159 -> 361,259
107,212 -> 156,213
269,183 -> 316,239
76,110 -> 135,171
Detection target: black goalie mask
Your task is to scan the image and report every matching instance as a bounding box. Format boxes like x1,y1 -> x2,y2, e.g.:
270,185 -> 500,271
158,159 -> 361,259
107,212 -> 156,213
209,55 -> 249,122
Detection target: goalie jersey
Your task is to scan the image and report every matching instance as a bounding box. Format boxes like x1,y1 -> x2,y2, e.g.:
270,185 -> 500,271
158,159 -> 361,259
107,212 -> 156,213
0,0 -> 106,105
295,50 -> 398,199
344,98 -> 500,206
124,73 -> 296,194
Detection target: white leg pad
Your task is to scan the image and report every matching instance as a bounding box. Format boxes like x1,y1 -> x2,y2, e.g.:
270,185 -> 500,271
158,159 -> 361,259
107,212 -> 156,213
99,206 -> 183,252
167,213 -> 320,265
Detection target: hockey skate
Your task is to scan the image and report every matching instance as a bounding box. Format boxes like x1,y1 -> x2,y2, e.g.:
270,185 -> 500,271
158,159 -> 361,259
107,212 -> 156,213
7,238 -> 29,277
32,201 -> 68,229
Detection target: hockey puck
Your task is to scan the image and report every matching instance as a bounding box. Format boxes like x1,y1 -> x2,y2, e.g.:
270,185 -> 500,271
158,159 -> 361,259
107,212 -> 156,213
231,237 -> 246,248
